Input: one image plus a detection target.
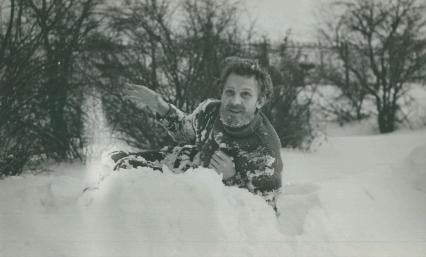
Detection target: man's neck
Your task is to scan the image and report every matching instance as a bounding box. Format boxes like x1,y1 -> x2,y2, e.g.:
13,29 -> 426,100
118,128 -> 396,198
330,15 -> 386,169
221,112 -> 261,138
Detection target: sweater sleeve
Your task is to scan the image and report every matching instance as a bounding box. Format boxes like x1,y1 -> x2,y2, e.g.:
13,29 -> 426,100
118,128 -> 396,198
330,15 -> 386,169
244,117 -> 283,194
158,99 -> 217,144
222,147 -> 282,210
242,149 -> 282,210
246,151 -> 282,193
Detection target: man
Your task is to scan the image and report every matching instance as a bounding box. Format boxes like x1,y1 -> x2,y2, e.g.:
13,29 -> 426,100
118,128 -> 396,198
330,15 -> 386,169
113,57 -> 283,211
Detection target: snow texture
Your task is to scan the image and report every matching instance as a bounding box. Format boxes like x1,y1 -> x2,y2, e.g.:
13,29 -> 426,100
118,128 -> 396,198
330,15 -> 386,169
1,86 -> 426,257
407,144 -> 426,192
0,162 -> 290,257
2,129 -> 426,257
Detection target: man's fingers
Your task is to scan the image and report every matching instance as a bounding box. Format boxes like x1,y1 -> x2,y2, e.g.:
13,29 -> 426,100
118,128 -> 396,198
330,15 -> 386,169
124,83 -> 137,92
124,95 -> 147,107
209,158 -> 221,171
125,82 -> 146,89
123,85 -> 139,99
124,83 -> 153,95
213,151 -> 226,161
122,84 -> 134,93
210,157 -> 219,167
128,83 -> 145,89
211,154 -> 225,167
214,151 -> 234,165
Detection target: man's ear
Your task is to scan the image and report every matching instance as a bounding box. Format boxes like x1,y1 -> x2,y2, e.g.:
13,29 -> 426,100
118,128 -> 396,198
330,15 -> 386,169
256,96 -> 266,109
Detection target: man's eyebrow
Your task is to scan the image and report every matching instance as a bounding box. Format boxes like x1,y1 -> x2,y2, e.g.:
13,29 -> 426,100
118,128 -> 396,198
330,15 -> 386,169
224,87 -> 253,92
240,87 -> 254,92
223,84 -> 255,91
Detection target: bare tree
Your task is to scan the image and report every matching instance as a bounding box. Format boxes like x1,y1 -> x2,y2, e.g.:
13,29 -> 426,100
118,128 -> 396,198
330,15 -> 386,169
0,0 -> 102,176
93,0 -> 180,150
319,0 -> 426,133
0,0 -> 45,175
97,0 -> 246,149
178,0 -> 244,110
27,0 -> 101,159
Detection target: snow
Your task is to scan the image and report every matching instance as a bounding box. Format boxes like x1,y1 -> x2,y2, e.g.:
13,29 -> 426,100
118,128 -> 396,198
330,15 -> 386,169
407,144 -> 426,192
2,129 -> 425,257
1,87 -> 426,257
0,162 -> 291,257
281,130 -> 426,256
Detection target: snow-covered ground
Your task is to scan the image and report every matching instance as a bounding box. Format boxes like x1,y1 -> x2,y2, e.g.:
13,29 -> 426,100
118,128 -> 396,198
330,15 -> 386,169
280,130 -> 426,257
1,130 -> 425,257
1,86 -> 426,257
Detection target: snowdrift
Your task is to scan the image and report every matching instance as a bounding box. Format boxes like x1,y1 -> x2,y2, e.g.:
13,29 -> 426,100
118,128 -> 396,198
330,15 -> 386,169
1,128 -> 426,257
0,164 -> 293,257
281,130 -> 426,257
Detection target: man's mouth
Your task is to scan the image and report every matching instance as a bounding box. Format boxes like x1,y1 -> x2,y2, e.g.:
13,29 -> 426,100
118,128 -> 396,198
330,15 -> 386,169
227,109 -> 241,114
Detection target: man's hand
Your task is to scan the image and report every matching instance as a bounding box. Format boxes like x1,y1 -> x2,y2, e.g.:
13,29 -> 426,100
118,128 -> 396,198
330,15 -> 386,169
209,150 -> 236,180
123,83 -> 170,116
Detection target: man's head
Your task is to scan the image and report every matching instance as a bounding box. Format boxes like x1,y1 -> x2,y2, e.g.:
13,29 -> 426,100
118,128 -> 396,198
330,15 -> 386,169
218,57 -> 273,128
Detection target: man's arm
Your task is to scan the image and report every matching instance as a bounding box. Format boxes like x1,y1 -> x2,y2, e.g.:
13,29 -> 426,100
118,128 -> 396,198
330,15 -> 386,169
221,150 -> 282,210
246,153 -> 282,193
158,99 -> 219,144
247,114 -> 284,205
221,150 -> 282,193
123,83 -> 170,116
123,83 -> 214,144
244,152 -> 282,211
157,103 -> 196,144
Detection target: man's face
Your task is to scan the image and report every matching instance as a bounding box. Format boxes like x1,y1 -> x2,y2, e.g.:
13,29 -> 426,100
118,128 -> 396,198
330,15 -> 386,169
220,73 -> 264,128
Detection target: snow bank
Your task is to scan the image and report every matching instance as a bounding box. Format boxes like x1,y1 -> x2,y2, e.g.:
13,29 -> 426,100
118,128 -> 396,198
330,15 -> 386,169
0,163 -> 292,257
407,144 -> 426,192
281,130 -> 426,257
2,129 -> 426,257
0,91 -> 292,257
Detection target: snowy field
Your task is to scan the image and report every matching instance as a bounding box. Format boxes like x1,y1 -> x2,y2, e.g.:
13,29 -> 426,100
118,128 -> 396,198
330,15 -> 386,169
1,86 -> 426,257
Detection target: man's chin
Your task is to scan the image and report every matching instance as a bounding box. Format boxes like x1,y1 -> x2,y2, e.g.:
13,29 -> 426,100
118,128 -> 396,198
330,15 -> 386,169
224,121 -> 245,128
220,115 -> 249,128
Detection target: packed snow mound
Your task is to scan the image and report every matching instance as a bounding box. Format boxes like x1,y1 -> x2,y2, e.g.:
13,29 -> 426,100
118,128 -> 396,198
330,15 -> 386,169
0,165 -> 292,257
281,130 -> 426,257
408,144 -> 426,192
2,125 -> 426,257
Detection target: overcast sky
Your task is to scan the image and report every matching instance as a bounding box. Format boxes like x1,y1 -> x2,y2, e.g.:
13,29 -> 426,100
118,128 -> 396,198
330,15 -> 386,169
105,0 -> 332,42
240,0 -> 330,42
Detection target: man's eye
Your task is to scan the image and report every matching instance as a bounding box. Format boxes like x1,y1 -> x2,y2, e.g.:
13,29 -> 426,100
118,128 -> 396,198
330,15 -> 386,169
225,90 -> 234,96
241,92 -> 251,98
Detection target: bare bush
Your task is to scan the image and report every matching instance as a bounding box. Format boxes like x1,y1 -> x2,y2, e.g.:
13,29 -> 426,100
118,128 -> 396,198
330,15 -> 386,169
318,0 -> 426,133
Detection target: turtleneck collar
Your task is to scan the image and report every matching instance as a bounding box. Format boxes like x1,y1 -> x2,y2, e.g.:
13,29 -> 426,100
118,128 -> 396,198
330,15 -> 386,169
216,111 -> 262,138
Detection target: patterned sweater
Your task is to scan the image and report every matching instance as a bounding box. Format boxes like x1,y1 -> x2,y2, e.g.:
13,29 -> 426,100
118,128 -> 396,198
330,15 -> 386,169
159,99 -> 283,201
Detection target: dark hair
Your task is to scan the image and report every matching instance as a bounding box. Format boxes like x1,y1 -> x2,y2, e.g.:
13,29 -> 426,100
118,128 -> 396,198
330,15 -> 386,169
218,57 -> 273,102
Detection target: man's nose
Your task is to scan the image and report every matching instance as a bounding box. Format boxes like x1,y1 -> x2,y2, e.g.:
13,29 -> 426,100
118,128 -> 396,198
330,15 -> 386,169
230,95 -> 242,105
